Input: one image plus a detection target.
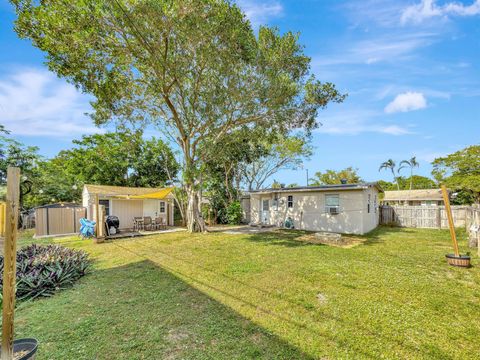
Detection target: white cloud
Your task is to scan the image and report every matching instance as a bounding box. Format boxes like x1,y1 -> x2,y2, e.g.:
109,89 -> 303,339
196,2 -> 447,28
384,92 -> 427,114
376,85 -> 450,101
0,68 -> 100,137
401,0 -> 480,25
316,108 -> 412,136
379,125 -> 411,135
313,32 -> 436,67
236,0 -> 283,28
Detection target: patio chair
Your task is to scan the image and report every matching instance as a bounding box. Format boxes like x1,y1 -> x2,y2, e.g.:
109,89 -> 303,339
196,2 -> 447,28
161,217 -> 167,230
133,217 -> 144,231
143,216 -> 153,231
152,217 -> 162,231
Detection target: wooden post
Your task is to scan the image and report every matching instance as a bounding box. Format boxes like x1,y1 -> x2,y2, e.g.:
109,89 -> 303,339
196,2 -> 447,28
441,185 -> 459,256
436,207 -> 442,229
0,202 -> 5,237
98,205 -> 105,239
2,167 -> 20,360
93,194 -> 103,243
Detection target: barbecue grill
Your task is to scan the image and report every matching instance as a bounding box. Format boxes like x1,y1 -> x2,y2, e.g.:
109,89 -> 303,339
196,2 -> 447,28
106,215 -> 120,230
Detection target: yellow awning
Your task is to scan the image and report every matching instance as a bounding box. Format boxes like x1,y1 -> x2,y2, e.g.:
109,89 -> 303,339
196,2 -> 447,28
130,187 -> 174,199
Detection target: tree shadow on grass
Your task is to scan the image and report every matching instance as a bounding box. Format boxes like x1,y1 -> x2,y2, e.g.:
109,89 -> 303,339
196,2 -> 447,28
14,260 -> 313,360
245,229 -> 320,248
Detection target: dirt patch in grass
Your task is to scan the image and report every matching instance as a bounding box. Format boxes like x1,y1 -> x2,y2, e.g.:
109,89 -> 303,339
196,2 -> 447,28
295,232 -> 367,248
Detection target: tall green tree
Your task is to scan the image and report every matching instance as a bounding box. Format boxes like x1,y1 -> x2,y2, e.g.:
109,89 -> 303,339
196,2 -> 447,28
240,134 -> 313,191
11,0 -> 345,231
432,145 -> 480,203
379,159 -> 399,190
310,167 -> 362,186
399,156 -> 419,190
377,176 -> 436,191
26,131 -> 179,208
0,136 -> 40,185
201,128 -> 265,224
56,131 -> 178,187
0,129 -> 42,214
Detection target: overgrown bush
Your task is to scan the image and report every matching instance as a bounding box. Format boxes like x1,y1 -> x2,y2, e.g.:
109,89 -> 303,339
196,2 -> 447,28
0,244 -> 91,301
225,201 -> 243,225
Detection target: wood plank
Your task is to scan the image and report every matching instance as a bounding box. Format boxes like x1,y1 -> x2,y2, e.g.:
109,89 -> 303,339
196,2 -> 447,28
441,185 -> 459,256
2,167 -> 20,359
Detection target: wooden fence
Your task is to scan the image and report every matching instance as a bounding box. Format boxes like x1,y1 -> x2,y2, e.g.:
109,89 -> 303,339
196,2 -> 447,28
466,208 -> 480,251
379,205 -> 470,229
35,205 -> 86,237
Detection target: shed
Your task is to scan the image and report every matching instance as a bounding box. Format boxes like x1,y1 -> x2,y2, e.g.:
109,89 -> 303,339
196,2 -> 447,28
35,203 -> 86,238
82,184 -> 175,229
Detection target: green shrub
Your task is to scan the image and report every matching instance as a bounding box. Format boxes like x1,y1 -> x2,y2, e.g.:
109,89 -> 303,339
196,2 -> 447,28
0,244 -> 91,301
226,201 -> 243,225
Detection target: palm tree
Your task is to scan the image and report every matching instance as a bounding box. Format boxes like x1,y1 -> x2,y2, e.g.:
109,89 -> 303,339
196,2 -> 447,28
379,159 -> 399,190
399,156 -> 419,190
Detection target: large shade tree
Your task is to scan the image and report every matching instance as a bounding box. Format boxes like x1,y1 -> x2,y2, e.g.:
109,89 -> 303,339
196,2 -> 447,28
24,130 -> 179,207
12,0 -> 345,231
240,133 -> 312,191
432,145 -> 480,204
310,167 -> 362,186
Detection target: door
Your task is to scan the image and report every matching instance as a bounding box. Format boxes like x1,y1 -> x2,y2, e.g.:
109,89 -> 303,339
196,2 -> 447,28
261,199 -> 270,224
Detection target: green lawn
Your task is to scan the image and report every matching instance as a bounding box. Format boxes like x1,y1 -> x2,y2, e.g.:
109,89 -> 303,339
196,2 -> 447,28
10,227 -> 480,359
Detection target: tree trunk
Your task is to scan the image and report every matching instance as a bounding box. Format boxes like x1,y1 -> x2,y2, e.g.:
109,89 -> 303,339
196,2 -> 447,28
392,169 -> 400,190
185,184 -> 206,232
410,168 -> 413,190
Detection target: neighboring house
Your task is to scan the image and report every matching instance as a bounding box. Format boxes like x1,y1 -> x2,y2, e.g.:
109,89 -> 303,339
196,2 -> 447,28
247,183 -> 382,235
82,184 -> 175,229
383,189 -> 446,206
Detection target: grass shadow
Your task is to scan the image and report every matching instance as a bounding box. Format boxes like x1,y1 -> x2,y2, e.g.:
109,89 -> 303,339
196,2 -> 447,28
14,260 -> 313,359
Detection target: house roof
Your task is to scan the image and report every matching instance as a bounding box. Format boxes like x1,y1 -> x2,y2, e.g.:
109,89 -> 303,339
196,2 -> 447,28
383,189 -> 445,201
249,182 -> 382,195
84,184 -> 174,199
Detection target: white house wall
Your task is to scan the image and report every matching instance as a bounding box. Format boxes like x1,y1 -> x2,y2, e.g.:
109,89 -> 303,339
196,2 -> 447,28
362,187 -> 380,233
250,188 -> 380,235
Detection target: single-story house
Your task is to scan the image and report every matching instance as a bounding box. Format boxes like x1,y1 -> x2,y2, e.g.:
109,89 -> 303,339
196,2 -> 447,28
82,184 -> 175,229
383,189 -> 446,206
247,183 -> 382,235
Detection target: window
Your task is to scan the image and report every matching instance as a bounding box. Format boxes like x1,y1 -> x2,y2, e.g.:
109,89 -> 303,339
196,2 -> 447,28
262,199 -> 270,211
287,195 -> 293,208
374,195 -> 377,213
325,194 -> 340,214
99,199 -> 110,216
367,194 -> 371,213
160,201 -> 166,213
272,197 -> 279,211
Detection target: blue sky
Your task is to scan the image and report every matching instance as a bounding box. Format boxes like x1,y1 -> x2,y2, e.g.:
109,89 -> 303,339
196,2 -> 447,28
0,0 -> 479,186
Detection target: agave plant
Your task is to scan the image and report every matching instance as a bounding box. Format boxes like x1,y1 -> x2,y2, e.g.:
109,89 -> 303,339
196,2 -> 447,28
0,244 -> 91,301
